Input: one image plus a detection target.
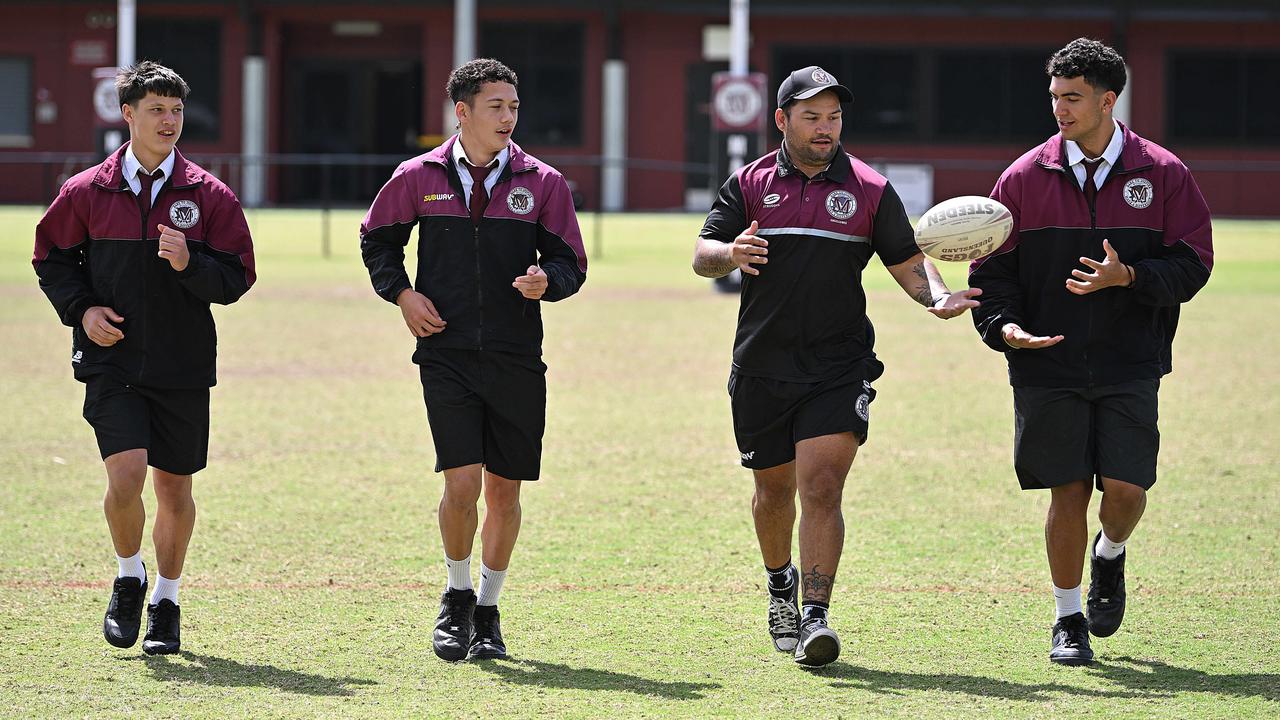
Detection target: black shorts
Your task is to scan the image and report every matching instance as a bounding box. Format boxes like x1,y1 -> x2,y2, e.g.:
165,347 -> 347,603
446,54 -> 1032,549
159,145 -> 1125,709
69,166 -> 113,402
418,348 -> 547,481
728,358 -> 883,470
81,374 -> 210,475
1013,379 -> 1160,491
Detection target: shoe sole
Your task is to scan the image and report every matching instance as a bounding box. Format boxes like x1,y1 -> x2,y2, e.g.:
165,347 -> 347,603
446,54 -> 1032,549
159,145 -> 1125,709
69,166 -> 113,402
468,647 -> 508,661
433,643 -> 469,662
142,642 -> 180,656
794,633 -> 840,667
1087,619 -> 1122,638
1050,653 -> 1095,666
104,629 -> 139,649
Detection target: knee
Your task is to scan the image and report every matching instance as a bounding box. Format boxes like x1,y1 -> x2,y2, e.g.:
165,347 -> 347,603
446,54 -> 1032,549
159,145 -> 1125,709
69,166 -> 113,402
152,472 -> 194,512
753,480 -> 795,510
103,451 -> 147,502
797,473 -> 844,509
484,479 -> 522,517
1050,479 -> 1093,511
1102,480 -> 1146,508
442,475 -> 482,509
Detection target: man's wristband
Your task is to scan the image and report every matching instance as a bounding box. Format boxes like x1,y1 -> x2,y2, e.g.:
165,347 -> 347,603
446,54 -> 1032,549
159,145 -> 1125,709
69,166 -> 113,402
1124,264 -> 1136,288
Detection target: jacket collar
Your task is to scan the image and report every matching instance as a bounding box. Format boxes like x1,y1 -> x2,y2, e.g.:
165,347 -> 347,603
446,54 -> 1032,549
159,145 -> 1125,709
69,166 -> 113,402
1035,120 -> 1153,176
93,142 -> 204,192
425,134 -> 536,177
775,142 -> 850,183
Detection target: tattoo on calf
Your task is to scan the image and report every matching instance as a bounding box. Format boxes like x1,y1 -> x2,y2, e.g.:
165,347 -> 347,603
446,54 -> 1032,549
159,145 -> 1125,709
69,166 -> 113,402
802,565 -> 835,603
909,262 -> 933,307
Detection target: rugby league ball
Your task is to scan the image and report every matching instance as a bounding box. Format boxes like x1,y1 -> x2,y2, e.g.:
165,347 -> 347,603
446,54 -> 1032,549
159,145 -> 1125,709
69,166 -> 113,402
914,196 -> 1013,262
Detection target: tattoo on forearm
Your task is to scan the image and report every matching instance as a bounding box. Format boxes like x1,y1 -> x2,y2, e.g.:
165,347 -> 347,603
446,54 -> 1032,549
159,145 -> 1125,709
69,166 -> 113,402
802,565 -> 835,603
909,262 -> 933,307
693,242 -> 738,278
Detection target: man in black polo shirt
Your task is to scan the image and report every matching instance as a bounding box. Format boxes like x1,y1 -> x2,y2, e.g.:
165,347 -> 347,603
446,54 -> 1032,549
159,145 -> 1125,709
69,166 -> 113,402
693,66 -> 981,667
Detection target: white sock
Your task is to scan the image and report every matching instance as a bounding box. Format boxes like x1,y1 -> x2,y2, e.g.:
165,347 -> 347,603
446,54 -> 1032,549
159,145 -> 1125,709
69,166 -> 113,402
116,552 -> 146,582
446,554 -> 473,591
151,575 -> 181,606
1054,584 -> 1083,619
476,563 -> 507,607
1096,529 -> 1126,560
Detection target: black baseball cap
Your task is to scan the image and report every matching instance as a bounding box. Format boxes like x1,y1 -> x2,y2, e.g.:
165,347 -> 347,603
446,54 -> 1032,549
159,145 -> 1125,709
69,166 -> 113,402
776,66 -> 854,108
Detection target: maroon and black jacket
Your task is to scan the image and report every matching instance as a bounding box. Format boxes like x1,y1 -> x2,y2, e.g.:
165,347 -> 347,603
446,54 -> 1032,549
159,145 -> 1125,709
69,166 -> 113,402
969,122 -> 1213,388
360,136 -> 587,359
33,144 -> 256,389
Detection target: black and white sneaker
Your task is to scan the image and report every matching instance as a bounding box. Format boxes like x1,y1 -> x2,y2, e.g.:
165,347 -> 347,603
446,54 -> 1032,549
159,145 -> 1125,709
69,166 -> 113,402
1087,531 -> 1127,638
142,599 -> 181,655
468,604 -> 507,660
793,617 -> 841,667
767,568 -> 800,652
432,588 -> 476,662
1049,612 -> 1094,666
103,573 -> 147,649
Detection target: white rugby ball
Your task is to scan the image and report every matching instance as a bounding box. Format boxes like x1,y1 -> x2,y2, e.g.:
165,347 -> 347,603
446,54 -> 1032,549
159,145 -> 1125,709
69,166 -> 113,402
914,196 -> 1013,262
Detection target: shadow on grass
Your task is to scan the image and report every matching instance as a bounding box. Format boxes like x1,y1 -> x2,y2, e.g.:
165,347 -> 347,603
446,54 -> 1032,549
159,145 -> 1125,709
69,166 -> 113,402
132,652 -> 377,696
818,663 -> 1149,701
1090,656 -> 1279,703
475,658 -> 718,700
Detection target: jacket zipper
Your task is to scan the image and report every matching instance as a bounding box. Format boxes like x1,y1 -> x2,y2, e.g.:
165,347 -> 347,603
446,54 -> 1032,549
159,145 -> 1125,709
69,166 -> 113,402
1083,171 -> 1096,387
474,223 -> 484,351
137,187 -> 150,383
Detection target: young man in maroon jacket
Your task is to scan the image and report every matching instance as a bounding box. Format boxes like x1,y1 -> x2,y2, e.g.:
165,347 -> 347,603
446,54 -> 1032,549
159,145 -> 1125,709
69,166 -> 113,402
33,61 -> 256,655
969,39 -> 1213,665
361,58 -> 587,662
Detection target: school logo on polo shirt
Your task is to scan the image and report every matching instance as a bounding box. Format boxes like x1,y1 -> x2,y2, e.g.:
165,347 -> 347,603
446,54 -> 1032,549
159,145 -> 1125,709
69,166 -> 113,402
825,190 -> 857,220
507,186 -> 535,215
169,200 -> 200,229
1123,178 -> 1154,209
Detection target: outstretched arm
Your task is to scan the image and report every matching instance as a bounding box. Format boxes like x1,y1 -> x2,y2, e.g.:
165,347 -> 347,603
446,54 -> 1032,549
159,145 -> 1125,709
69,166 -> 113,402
885,252 -> 981,319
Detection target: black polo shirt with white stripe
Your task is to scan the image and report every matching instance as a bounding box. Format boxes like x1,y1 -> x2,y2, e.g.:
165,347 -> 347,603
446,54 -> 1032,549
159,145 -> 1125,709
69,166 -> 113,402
701,146 -> 919,382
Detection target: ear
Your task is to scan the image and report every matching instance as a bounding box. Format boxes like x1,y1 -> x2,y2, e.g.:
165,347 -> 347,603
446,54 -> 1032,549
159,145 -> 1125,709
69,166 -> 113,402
454,100 -> 469,126
120,103 -> 134,124
774,107 -> 787,133
1102,90 -> 1117,114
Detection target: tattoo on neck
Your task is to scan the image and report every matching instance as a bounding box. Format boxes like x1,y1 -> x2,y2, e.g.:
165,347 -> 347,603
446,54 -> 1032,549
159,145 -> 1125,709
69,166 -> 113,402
802,565 -> 835,603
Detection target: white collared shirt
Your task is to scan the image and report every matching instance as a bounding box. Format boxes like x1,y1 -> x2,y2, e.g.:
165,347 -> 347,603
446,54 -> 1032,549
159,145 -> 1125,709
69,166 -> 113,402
451,135 -> 509,205
1065,118 -> 1124,190
122,144 -> 176,206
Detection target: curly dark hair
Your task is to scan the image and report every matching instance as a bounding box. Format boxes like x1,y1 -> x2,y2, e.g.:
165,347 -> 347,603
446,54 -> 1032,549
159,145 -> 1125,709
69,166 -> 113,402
446,58 -> 519,105
116,61 -> 189,106
1046,38 -> 1127,96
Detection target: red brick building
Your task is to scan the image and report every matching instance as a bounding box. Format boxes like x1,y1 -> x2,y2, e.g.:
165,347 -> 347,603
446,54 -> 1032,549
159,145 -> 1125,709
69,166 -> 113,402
2,1 -> 1277,215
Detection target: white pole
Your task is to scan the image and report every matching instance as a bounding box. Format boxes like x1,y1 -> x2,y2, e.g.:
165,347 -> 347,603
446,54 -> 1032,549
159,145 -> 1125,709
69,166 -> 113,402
601,60 -> 627,211
446,0 -> 478,136
727,0 -> 749,171
242,57 -> 267,207
117,0 -> 136,68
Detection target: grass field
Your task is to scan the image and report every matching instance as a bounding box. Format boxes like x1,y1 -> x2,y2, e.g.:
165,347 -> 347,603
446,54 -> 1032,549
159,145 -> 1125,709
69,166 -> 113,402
0,206 -> 1277,718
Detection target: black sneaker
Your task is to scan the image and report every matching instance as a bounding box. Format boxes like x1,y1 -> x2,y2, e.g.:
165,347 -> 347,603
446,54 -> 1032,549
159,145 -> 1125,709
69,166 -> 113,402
1087,531 -> 1127,638
468,604 -> 507,660
1049,612 -> 1094,665
142,599 -> 181,655
432,588 -> 476,662
794,616 -> 841,667
103,573 -> 147,649
767,566 -> 800,653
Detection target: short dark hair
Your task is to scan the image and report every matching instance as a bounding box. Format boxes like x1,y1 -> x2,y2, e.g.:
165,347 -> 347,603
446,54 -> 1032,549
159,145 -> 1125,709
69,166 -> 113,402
446,58 -> 518,105
116,61 -> 189,107
1046,38 -> 1127,96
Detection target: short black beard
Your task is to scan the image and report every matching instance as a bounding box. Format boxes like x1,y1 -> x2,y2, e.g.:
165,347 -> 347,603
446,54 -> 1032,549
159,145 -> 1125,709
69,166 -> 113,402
785,136 -> 838,169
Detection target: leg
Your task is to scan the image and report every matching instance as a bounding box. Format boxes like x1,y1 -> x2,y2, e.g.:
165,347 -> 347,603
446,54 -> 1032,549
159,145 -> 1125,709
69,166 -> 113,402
1046,478 -> 1093,589
794,432 -> 857,605
151,469 -> 196,581
103,449 -> 149,558
439,464 -> 484,561
479,472 -> 523,572
1098,476 -> 1147,543
752,462 -> 797,570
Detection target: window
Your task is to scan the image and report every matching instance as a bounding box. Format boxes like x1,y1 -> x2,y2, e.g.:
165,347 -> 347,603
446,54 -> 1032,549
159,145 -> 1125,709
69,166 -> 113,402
773,47 -> 920,140
0,58 -> 32,146
1169,51 -> 1280,145
934,49 -> 1058,142
771,46 -> 1057,143
480,22 -> 584,146
138,18 -> 222,142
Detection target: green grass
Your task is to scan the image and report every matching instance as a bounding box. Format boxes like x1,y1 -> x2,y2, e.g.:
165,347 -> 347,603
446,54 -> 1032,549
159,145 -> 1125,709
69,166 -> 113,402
0,207 -> 1277,718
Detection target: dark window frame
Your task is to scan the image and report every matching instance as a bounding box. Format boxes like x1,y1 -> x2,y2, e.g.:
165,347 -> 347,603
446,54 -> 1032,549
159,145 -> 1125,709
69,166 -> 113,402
0,56 -> 34,147
1167,49 -> 1280,147
479,21 -> 585,147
